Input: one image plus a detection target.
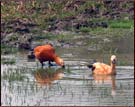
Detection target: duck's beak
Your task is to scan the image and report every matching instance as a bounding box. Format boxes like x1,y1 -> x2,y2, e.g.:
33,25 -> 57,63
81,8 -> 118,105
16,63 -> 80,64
112,59 -> 116,64
62,65 -> 65,68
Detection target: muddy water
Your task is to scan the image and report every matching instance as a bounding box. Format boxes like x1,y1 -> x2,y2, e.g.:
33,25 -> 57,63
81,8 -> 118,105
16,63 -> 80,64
1,36 -> 134,106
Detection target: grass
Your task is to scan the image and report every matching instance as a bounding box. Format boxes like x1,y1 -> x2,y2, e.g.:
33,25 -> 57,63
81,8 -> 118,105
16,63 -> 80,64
55,33 -> 76,41
78,19 -> 133,38
1,45 -> 18,54
1,58 -> 16,65
109,20 -> 134,29
65,65 -> 72,74
2,71 -> 25,82
79,20 -> 133,37
79,27 -> 91,33
33,33 -> 54,40
1,1 -> 133,33
33,31 -> 76,41
118,61 -> 133,66
35,68 -> 56,73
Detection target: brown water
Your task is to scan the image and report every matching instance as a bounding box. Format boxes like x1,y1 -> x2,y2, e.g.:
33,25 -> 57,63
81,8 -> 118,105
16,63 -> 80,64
1,35 -> 134,106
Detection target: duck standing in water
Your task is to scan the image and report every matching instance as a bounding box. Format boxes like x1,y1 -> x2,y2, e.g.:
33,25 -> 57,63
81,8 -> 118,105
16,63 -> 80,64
87,55 -> 117,75
34,44 -> 65,68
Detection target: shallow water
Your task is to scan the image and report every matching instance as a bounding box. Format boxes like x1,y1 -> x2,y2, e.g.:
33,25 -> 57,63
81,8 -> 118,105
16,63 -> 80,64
1,35 -> 134,106
1,52 -> 134,106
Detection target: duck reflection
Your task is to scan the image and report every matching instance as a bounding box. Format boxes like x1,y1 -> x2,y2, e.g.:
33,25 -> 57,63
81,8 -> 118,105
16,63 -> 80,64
93,74 -> 116,96
34,68 -> 64,86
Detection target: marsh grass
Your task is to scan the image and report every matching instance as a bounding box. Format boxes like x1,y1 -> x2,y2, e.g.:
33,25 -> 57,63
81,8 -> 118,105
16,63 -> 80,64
33,32 -> 76,41
2,66 -> 35,82
1,1 -> 134,40
109,20 -> 133,29
1,1 -> 133,27
1,58 -> 16,65
2,71 -> 25,82
79,19 -> 133,32
1,45 -> 18,54
80,26 -> 133,39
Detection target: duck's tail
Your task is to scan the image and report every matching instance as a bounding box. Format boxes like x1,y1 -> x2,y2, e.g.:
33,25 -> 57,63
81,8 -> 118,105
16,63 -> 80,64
27,48 -> 35,60
87,64 -> 96,71
87,64 -> 93,68
87,59 -> 97,71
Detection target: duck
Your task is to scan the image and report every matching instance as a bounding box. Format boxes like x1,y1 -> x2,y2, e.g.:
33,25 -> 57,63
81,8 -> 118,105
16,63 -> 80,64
34,44 -> 65,68
87,55 -> 117,75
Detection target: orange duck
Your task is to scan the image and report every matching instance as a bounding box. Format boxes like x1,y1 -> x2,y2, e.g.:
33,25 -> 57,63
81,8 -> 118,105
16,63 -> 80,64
34,44 -> 65,68
87,55 -> 117,75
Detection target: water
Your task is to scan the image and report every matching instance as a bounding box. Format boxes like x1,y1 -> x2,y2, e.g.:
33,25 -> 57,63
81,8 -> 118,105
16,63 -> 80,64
1,35 -> 134,106
1,53 -> 134,106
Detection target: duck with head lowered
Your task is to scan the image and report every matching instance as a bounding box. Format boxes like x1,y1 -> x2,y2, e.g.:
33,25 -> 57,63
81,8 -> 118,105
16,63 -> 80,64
33,44 -> 65,68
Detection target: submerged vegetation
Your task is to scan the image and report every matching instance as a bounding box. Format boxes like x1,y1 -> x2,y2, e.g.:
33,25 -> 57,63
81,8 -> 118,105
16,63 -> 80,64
2,69 -> 26,81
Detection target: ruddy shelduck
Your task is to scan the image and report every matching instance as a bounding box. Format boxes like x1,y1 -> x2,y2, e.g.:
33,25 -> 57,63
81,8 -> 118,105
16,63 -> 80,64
34,44 -> 65,68
87,55 -> 117,75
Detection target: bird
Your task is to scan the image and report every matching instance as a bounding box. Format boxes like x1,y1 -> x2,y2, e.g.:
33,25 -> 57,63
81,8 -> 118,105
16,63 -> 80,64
87,55 -> 117,75
34,44 -> 65,68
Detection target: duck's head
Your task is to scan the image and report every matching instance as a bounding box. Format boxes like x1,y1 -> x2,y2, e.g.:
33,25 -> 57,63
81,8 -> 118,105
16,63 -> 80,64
55,56 -> 65,68
111,55 -> 117,64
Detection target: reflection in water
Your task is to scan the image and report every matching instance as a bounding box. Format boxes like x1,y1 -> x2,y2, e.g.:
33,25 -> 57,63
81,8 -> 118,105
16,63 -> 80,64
1,49 -> 134,106
93,75 -> 116,96
1,63 -> 134,106
34,68 -> 64,86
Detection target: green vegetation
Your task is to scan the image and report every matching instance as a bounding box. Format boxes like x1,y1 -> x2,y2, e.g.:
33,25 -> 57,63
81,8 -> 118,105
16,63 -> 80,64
78,18 -> 133,39
1,58 -> 16,65
1,0 -> 134,52
79,27 -> 133,38
109,20 -> 134,29
1,1 -> 133,30
1,45 -> 18,54
35,68 -> 56,73
33,32 -> 76,41
2,71 -> 25,81
80,27 -> 91,33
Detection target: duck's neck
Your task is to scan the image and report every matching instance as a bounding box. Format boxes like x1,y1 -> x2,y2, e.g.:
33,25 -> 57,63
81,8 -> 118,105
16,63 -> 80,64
54,55 -> 60,65
110,62 -> 116,74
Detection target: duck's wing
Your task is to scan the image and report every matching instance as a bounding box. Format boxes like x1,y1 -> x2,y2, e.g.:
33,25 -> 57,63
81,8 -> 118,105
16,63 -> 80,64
42,45 -> 55,53
93,62 -> 111,75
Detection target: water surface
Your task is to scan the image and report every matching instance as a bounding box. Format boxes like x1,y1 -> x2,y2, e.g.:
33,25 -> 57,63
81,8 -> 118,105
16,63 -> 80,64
1,35 -> 134,106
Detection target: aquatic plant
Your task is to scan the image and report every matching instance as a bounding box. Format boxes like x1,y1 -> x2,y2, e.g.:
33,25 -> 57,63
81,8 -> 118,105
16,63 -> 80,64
2,71 -> 26,82
1,58 -> 16,65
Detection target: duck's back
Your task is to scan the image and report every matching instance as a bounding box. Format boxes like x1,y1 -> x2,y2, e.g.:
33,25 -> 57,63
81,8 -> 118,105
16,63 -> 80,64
34,44 -> 55,61
93,62 -> 111,75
